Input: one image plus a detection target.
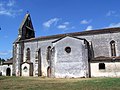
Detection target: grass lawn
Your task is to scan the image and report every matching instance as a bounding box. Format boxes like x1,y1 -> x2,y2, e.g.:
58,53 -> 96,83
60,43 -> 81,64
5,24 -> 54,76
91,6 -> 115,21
0,76 -> 120,90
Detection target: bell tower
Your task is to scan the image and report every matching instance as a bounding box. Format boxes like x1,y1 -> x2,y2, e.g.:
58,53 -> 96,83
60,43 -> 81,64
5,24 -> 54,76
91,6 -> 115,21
18,13 -> 35,41
12,13 -> 35,76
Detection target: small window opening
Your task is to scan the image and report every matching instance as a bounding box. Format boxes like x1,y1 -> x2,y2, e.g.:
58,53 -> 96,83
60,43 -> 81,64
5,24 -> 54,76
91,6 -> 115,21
99,63 -> 105,70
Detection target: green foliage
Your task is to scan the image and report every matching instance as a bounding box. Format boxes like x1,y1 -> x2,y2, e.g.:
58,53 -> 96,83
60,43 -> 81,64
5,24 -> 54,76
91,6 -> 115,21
0,77 -> 120,90
0,58 -> 5,65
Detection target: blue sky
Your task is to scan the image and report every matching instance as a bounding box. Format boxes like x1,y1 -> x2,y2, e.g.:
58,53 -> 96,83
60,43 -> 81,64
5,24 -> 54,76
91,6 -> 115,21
0,0 -> 120,59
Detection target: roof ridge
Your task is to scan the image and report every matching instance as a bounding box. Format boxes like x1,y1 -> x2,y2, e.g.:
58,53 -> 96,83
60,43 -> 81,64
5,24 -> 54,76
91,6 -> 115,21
16,27 -> 120,43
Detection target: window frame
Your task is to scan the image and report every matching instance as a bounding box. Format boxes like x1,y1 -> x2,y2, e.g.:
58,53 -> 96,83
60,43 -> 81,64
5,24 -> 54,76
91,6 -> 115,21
110,40 -> 116,57
26,48 -> 30,61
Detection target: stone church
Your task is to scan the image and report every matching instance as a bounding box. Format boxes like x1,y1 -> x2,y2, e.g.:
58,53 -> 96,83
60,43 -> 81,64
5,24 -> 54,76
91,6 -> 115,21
1,13 -> 120,78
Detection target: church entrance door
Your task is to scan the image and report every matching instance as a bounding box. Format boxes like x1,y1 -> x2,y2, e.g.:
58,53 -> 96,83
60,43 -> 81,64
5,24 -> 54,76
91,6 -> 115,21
47,67 -> 51,77
6,68 -> 11,76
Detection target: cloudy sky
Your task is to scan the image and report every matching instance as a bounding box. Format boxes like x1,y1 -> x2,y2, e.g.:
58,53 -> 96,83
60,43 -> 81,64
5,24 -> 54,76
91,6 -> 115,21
0,0 -> 120,59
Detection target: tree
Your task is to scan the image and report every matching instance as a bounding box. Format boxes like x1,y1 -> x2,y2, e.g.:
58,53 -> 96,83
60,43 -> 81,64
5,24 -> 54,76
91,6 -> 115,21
0,58 -> 5,65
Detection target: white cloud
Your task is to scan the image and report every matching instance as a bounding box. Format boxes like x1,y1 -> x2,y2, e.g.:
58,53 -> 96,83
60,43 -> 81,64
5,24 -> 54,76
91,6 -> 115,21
0,52 -> 8,55
0,9 -> 12,16
106,11 -> 116,16
80,19 -> 91,24
43,19 -> 75,30
0,50 -> 12,56
57,22 -> 75,30
107,23 -> 120,28
0,9 -> 22,17
106,10 -> 119,17
7,0 -> 15,7
57,25 -> 67,29
63,22 -> 70,25
85,25 -> 93,31
57,22 -> 70,30
43,18 -> 60,28
0,0 -> 23,17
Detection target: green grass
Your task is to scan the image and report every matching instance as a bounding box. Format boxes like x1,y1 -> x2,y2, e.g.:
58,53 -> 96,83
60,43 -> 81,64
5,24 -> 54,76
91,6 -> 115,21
0,76 -> 120,90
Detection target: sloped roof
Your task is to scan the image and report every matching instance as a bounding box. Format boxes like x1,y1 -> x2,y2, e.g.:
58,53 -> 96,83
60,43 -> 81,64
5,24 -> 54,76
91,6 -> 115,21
21,61 -> 33,64
16,27 -> 120,43
52,36 -> 87,43
19,13 -> 30,30
3,58 -> 13,65
14,13 -> 35,44
91,56 -> 120,62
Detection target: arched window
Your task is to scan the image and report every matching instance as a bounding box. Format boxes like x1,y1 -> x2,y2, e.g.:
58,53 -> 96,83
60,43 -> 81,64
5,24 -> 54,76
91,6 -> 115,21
110,40 -> 116,57
99,63 -> 105,70
26,48 -> 30,61
47,66 -> 51,77
35,50 -> 38,59
23,66 -> 28,72
47,46 -> 51,63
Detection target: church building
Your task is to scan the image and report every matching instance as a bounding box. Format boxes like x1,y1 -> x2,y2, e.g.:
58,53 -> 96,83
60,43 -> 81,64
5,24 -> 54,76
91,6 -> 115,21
1,13 -> 120,78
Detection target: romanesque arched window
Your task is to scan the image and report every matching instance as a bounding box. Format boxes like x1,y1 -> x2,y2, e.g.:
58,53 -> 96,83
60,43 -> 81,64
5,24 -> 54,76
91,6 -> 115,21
35,50 -> 38,59
23,66 -> 28,72
26,48 -> 30,61
47,66 -> 51,77
110,40 -> 116,57
47,46 -> 51,63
